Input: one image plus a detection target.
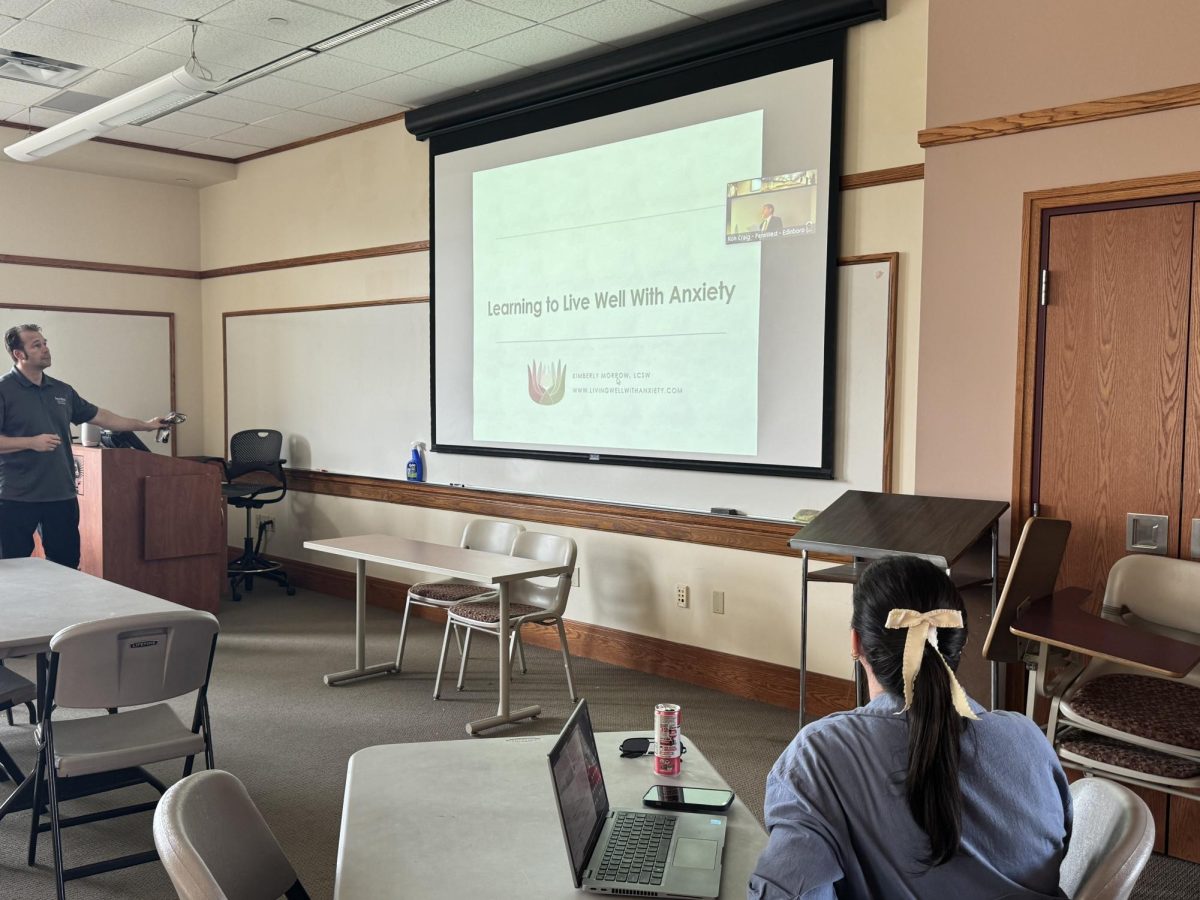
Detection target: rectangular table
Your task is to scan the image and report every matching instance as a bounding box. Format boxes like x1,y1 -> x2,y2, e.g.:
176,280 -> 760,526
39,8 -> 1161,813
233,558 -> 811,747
0,558 -> 184,822
335,731 -> 767,899
303,534 -> 570,734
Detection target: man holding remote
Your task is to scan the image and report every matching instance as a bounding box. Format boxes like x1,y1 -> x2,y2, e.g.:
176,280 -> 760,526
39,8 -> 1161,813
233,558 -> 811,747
0,323 -> 165,568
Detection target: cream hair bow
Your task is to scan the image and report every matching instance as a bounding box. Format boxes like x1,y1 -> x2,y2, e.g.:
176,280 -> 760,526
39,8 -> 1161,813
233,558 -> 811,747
884,608 -> 979,720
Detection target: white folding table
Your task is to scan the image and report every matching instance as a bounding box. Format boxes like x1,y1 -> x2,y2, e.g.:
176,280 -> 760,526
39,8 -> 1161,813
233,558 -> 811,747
335,731 -> 767,899
303,533 -> 570,734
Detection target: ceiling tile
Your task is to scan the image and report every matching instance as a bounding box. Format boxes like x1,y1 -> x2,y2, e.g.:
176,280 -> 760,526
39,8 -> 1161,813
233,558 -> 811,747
393,0 -> 534,50
225,73 -> 336,106
142,108 -> 242,137
276,51 -> 391,92
180,135 -> 269,156
404,49 -> 524,89
186,91 -> 285,124
350,71 -> 455,107
474,23 -> 603,68
0,78 -> 57,106
299,91 -> 405,123
0,1 -> 48,17
0,19 -> 139,68
550,0 -> 695,46
151,23 -> 299,72
0,99 -> 22,118
325,27 -> 455,72
21,105 -> 71,126
201,0 -> 360,47
288,0 -> 393,20
650,0 -> 773,18
114,0 -> 228,16
106,47 -> 239,82
211,121 -> 293,146
70,68 -> 146,98
30,0 -> 181,46
473,0 -> 599,18
0,14 -> 16,37
250,107 -> 351,138
107,122 -> 200,148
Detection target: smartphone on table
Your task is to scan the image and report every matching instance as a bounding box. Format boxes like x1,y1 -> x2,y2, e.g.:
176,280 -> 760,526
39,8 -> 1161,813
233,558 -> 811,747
642,784 -> 734,812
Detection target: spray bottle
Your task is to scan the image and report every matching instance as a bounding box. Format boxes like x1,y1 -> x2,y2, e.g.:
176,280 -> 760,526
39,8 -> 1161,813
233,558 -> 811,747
406,441 -> 425,482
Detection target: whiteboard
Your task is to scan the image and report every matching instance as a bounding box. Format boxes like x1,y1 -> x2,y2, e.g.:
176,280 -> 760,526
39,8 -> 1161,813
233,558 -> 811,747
0,306 -> 173,456
223,256 -> 896,521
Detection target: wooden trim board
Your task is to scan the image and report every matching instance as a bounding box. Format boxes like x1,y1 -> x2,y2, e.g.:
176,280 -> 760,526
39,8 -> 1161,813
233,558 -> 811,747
258,549 -> 856,718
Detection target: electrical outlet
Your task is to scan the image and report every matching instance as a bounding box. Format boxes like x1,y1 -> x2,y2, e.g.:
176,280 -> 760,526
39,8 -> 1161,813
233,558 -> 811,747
711,590 -> 725,615
675,584 -> 690,608
572,567 -> 581,587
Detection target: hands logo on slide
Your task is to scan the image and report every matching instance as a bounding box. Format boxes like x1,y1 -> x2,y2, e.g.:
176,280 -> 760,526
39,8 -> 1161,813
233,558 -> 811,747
528,360 -> 567,406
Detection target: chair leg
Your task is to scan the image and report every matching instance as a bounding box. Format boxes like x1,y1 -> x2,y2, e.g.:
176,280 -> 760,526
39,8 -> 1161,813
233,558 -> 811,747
4,708 -> 11,726
44,733 -> 66,900
0,739 -> 25,783
28,740 -> 46,865
556,619 -> 578,702
395,598 -> 414,672
434,617 -> 455,700
457,628 -> 474,692
516,629 -> 527,674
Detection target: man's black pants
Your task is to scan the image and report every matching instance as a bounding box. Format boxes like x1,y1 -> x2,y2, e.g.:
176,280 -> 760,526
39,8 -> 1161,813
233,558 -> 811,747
0,498 -> 81,569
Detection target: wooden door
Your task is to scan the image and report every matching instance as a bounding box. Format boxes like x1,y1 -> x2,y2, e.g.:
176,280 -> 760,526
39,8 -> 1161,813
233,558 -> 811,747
1036,202 -> 1194,604
1180,215 -> 1200,563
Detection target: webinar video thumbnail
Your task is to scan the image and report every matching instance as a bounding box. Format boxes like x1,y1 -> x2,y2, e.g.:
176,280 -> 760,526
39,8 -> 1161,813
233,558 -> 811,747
725,170 -> 818,244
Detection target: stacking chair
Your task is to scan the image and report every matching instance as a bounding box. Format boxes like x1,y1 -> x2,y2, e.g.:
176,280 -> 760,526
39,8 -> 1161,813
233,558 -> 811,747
394,519 -> 524,672
28,610 -> 220,900
1059,777 -> 1154,900
435,531 -> 578,701
1043,554 -> 1200,798
155,769 -> 310,900
0,660 -> 36,784
981,516 -> 1072,717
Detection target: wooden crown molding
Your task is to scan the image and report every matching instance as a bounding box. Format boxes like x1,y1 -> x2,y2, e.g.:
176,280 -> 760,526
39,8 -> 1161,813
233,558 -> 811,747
841,163 -> 923,190
268,548 -> 856,718
919,80 -> 1200,148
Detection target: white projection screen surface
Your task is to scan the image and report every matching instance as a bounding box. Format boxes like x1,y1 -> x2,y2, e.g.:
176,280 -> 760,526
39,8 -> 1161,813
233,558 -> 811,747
432,44 -> 842,478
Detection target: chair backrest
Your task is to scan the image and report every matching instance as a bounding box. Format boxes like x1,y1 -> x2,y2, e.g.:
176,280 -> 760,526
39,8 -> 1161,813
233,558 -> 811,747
228,429 -> 284,481
983,517 -> 1071,663
1059,777 -> 1154,900
1102,554 -> 1200,634
154,769 -> 301,900
510,531 -> 577,615
461,519 -> 524,555
49,610 -> 219,710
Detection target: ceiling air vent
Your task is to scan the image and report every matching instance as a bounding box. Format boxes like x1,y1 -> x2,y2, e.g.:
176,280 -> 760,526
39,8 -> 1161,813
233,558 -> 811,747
0,49 -> 94,89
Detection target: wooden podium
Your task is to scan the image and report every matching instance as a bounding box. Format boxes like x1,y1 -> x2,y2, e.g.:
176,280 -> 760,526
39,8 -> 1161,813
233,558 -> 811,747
70,446 -> 224,613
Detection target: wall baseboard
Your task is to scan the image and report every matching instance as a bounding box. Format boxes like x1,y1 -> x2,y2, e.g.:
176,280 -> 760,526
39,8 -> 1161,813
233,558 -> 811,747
243,549 -> 855,720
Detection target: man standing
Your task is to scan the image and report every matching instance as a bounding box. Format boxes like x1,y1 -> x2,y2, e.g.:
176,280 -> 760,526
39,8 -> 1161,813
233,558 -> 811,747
759,203 -> 783,233
0,324 -> 164,568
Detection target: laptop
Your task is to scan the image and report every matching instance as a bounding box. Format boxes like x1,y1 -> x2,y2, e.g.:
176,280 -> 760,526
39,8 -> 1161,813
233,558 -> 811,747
547,699 -> 727,898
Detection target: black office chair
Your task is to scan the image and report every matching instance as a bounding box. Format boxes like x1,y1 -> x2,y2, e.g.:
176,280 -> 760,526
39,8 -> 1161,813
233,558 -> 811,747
209,429 -> 296,603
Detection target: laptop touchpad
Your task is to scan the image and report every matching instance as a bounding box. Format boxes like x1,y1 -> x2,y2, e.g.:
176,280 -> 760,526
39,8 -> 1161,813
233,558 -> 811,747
673,838 -> 718,869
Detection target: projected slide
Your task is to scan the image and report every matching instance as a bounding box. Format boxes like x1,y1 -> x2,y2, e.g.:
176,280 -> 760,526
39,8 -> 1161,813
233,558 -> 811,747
471,112 -> 764,456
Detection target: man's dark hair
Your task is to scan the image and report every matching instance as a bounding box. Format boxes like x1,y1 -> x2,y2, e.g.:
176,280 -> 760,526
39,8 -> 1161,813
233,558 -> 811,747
5,324 -> 40,360
763,203 -> 775,214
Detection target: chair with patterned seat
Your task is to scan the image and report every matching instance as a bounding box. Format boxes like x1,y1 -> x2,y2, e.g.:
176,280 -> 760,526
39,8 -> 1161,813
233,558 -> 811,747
1044,554 -> 1200,800
393,519 -> 524,673
433,531 -> 577,701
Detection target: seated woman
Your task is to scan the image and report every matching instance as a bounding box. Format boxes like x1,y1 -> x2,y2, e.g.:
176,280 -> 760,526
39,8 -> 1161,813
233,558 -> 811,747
749,556 -> 1071,899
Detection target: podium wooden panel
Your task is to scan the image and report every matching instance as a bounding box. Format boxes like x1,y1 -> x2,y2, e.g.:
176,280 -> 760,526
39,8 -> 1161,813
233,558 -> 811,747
70,446 -> 223,613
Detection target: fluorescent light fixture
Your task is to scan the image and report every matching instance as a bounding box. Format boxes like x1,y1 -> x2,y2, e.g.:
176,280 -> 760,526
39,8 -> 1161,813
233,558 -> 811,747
2,0 -> 452,161
4,66 -> 218,161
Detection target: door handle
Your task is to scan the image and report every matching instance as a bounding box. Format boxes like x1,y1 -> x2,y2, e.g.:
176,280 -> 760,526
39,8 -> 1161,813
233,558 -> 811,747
1126,513 -> 1168,555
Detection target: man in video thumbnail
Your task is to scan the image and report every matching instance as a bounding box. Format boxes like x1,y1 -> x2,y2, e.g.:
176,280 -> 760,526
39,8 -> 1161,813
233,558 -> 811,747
759,203 -> 783,233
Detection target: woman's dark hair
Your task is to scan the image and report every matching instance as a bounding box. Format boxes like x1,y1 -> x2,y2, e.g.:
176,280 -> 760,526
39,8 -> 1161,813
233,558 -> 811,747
851,555 -> 970,867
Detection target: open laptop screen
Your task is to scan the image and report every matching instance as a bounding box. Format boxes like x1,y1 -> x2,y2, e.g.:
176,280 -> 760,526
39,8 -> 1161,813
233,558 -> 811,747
548,700 -> 610,883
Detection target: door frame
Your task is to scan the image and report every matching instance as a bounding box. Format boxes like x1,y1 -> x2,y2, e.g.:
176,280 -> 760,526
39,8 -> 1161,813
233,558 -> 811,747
1011,170 -> 1200,547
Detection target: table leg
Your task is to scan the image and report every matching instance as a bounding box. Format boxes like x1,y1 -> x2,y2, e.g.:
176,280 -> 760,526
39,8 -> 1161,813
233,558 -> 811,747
990,523 -> 1001,711
799,550 -> 809,727
466,582 -> 539,735
324,559 -> 398,686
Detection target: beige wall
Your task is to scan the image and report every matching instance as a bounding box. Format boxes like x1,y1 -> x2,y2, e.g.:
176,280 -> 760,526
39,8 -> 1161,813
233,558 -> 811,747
0,158 -> 205,455
196,6 -> 927,678
917,1 -> 1200,528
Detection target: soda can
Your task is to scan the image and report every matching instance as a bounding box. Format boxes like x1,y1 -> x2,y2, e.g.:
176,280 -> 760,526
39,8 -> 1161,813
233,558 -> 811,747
654,703 -> 682,777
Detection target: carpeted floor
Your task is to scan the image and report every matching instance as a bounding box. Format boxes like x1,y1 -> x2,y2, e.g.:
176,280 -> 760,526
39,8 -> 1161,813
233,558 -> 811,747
0,588 -> 1194,898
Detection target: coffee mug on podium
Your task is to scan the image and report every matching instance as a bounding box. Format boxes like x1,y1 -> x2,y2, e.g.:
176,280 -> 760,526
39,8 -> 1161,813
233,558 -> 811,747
80,422 -> 101,447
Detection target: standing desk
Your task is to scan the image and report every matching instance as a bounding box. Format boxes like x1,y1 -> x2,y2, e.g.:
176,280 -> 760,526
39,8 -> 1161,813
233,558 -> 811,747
335,732 -> 766,899
303,534 -> 570,734
789,491 -> 1009,721
0,558 -> 183,822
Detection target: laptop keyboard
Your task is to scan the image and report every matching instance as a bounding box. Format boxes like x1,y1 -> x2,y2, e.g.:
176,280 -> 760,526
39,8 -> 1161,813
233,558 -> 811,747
595,811 -> 676,886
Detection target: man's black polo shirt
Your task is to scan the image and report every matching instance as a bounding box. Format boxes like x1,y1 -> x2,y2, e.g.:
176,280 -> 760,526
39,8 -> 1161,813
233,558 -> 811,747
0,367 -> 98,502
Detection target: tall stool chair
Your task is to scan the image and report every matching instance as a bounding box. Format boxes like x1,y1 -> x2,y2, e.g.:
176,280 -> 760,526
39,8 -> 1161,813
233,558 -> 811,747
210,429 -> 296,603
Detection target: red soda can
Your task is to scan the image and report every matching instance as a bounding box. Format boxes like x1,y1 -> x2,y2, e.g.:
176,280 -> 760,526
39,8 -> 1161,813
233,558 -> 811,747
654,703 -> 682,777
